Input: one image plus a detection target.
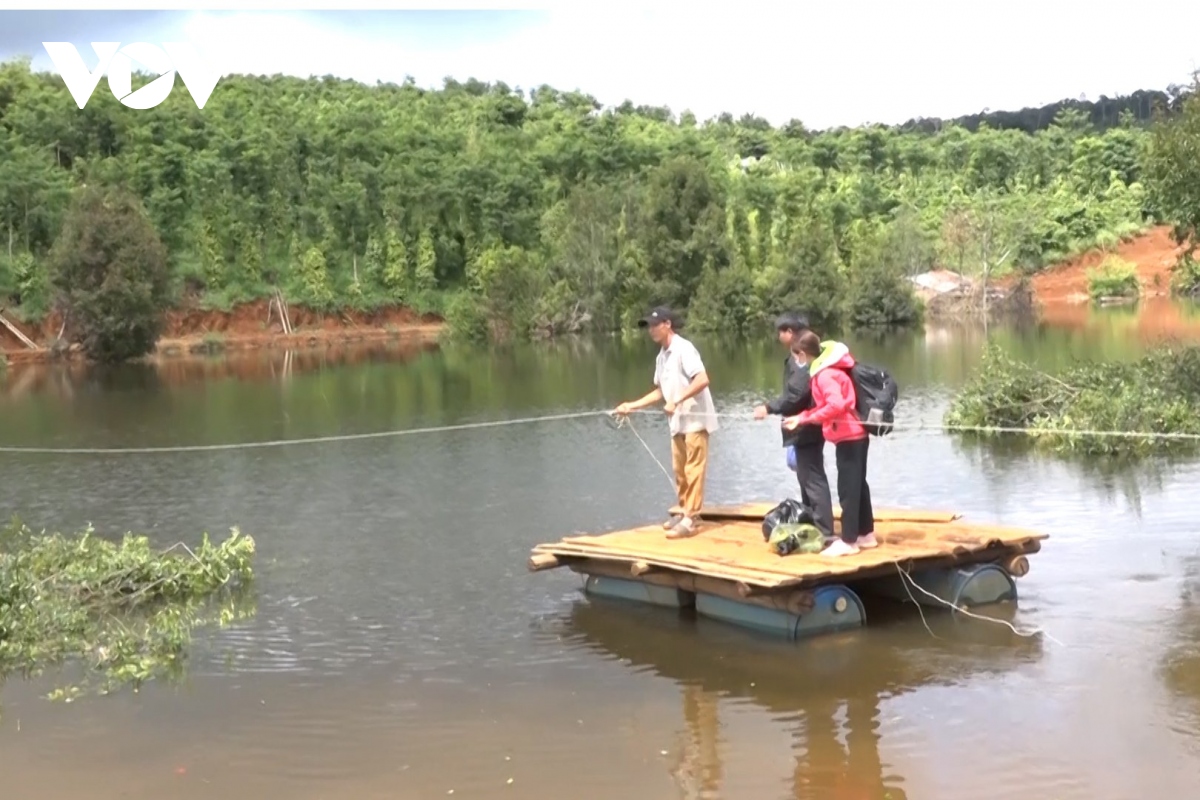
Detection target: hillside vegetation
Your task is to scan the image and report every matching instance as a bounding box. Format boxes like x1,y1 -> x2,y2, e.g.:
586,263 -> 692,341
0,58 -> 1191,352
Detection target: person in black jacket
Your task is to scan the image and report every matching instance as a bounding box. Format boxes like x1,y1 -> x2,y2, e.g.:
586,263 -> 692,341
753,312 -> 834,538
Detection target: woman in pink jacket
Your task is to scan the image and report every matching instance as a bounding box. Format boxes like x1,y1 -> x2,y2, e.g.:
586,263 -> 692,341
782,331 -> 876,557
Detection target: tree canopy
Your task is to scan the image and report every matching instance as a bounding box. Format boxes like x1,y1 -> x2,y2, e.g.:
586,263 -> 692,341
0,57 -> 1176,343
48,184 -> 172,362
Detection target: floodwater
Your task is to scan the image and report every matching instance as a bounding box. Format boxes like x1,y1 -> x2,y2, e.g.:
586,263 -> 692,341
2,305 -> 1200,799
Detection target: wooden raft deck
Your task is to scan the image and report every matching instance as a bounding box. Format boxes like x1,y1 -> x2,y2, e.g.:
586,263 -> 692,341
529,503 -> 1048,594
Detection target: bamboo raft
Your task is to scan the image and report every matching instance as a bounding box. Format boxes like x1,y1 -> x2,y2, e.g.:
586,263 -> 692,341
529,502 -> 1048,639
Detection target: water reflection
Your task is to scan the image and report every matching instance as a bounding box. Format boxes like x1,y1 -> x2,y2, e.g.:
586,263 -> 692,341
1161,555 -> 1200,742
0,340 -> 442,401
1039,296 -> 1200,344
948,435 -> 1181,517
552,597 -> 1043,799
8,307 -> 1200,435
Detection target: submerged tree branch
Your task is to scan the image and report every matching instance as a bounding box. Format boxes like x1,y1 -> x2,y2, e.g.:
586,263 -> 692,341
0,521 -> 256,706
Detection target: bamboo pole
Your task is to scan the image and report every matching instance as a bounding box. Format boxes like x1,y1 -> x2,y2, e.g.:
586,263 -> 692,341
0,311 -> 38,350
528,552 -> 561,571
1001,554 -> 1030,578
272,288 -> 293,335
281,291 -> 293,335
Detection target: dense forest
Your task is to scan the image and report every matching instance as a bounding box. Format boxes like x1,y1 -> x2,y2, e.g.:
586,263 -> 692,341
0,56 -> 1193,348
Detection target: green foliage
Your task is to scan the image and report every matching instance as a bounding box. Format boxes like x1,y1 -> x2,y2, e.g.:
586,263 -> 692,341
1087,255 -> 1141,301
0,59 -> 1166,341
296,245 -> 335,310
48,185 -> 172,363
237,227 -> 264,286
0,520 -> 255,703
380,228 -> 408,298
196,219 -> 226,289
461,243 -> 544,339
842,219 -> 925,329
945,344 -> 1200,457
444,289 -> 490,342
3,251 -> 50,317
1170,254 -> 1200,297
688,261 -> 757,335
1146,78 -> 1200,252
414,229 -> 438,294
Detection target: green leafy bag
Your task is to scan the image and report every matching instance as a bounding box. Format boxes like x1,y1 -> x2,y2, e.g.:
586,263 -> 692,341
767,522 -> 825,556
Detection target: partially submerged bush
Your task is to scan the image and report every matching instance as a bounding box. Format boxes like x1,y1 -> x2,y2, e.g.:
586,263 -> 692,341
945,344 -> 1200,457
1087,255 -> 1140,302
0,521 -> 255,702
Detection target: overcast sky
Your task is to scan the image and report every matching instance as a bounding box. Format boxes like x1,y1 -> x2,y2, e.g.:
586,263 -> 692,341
2,4 -> 1199,129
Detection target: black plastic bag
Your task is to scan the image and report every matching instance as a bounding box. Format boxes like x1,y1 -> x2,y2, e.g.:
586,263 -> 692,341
761,498 -> 815,541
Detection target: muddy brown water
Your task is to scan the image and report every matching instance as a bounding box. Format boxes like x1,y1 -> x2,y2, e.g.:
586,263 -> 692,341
2,309 -> 1200,799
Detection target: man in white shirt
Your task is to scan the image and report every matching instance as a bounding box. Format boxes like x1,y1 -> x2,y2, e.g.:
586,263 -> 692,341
615,307 -> 719,538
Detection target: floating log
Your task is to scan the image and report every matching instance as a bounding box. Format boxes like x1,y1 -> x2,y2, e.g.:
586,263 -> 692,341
528,552 -> 562,571
1002,554 -> 1030,578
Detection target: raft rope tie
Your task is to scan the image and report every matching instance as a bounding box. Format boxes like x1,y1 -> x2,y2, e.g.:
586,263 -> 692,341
0,407 -> 1199,454
893,562 -> 1065,645
608,413 -> 677,490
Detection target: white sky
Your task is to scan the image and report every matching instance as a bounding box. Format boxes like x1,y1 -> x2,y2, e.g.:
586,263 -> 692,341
4,1 -> 1200,129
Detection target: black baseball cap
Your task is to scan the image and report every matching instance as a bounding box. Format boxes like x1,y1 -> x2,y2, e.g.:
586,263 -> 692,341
638,306 -> 680,328
774,312 -> 811,332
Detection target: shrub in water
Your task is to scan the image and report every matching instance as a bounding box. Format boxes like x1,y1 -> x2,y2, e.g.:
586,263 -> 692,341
0,521 -> 255,705
945,343 -> 1200,457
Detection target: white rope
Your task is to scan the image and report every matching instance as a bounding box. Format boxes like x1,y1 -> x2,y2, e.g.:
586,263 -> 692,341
651,409 -> 1200,442
1,405 -> 1198,455
609,413 -> 677,490
0,410 -> 607,454
893,562 -> 1065,646
0,397 -> 1077,648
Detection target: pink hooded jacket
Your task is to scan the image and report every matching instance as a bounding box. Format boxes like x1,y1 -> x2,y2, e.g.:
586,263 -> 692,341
795,341 -> 866,444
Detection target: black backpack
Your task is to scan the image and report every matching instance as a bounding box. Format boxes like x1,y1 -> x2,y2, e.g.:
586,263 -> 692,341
843,362 -> 898,436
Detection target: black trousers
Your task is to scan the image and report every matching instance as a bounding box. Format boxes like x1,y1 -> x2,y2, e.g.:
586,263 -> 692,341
834,437 -> 874,544
793,441 -> 834,538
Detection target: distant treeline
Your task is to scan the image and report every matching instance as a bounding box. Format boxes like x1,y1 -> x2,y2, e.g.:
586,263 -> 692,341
0,57 -> 1188,346
897,86 -> 1189,135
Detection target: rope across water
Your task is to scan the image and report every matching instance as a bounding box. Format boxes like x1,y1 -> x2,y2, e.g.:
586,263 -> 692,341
1,407 -> 1200,455
0,403 -> 1079,643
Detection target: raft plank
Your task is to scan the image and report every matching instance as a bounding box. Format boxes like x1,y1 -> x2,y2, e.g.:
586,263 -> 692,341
531,514 -> 1047,590
667,502 -> 961,524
